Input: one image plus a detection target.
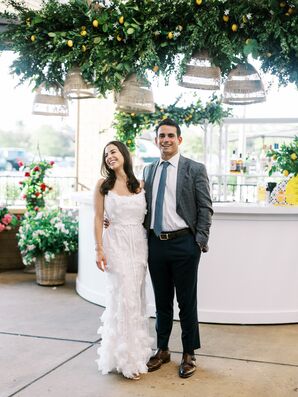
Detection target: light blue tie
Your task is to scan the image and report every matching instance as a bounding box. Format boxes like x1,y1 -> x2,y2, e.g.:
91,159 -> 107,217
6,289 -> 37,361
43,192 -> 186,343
153,161 -> 170,237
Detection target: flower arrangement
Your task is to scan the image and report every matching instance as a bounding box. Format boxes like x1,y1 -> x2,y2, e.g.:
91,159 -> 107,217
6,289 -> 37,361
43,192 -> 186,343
0,207 -> 19,233
0,0 -> 297,95
17,208 -> 78,266
267,136 -> 298,177
19,160 -> 54,212
114,94 -> 231,150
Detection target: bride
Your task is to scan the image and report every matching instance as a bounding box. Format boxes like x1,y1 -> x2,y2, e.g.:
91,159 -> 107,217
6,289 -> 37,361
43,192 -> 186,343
94,140 -> 153,380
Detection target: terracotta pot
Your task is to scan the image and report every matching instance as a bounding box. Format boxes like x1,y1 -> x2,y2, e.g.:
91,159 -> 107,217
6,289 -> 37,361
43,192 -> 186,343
0,228 -> 24,271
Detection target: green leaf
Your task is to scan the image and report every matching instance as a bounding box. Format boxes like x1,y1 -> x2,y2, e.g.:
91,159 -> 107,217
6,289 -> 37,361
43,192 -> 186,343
102,24 -> 108,33
48,32 -> 56,38
127,27 -> 135,35
94,37 -> 101,44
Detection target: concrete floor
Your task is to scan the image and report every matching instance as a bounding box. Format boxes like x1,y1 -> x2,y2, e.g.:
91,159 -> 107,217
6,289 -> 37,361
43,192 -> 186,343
0,271 -> 297,397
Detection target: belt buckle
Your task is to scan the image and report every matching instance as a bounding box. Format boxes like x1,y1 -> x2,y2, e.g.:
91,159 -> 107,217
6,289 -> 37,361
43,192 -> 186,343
160,233 -> 169,240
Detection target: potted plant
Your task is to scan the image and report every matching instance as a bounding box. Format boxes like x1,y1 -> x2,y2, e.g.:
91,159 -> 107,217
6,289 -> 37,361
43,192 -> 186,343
19,159 -> 54,212
267,136 -> 298,205
17,208 -> 78,286
0,207 -> 22,271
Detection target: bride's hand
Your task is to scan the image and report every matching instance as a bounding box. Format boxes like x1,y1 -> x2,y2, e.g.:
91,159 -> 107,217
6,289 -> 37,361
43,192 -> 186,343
96,251 -> 107,272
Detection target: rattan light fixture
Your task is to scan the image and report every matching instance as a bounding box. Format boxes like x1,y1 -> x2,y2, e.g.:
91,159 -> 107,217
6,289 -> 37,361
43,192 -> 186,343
63,67 -> 96,99
223,63 -> 266,105
32,83 -> 69,116
179,51 -> 221,90
115,73 -> 155,113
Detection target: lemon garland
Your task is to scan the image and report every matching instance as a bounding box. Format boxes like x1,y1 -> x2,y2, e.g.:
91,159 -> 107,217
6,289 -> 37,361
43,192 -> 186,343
114,94 -> 231,151
0,0 -> 297,94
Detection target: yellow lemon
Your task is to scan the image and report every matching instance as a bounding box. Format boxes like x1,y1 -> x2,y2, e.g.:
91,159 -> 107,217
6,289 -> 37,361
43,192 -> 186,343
288,7 -> 294,14
92,19 -> 99,28
177,25 -> 183,31
266,52 -> 272,57
82,45 -> 87,52
153,65 -> 159,73
279,1 -> 286,7
231,24 -> 238,32
290,153 -> 297,160
67,40 -> 73,47
196,0 -> 202,5
167,32 -> 174,39
245,38 -> 251,45
119,16 -> 124,24
127,139 -> 132,144
130,113 -> 135,117
283,170 -> 289,177
81,26 -> 86,31
80,30 -> 87,36
272,154 -> 277,161
30,35 -> 36,42
116,35 -> 122,41
223,15 -> 229,22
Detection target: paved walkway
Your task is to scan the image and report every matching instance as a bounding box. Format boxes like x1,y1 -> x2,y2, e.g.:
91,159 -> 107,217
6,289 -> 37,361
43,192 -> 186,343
0,271 -> 297,397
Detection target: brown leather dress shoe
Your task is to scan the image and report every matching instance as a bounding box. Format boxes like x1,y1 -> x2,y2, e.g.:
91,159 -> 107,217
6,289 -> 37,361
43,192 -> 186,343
179,353 -> 196,378
147,348 -> 171,372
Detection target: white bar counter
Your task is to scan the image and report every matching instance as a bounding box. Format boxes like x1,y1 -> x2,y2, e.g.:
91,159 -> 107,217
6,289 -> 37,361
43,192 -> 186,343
74,192 -> 298,324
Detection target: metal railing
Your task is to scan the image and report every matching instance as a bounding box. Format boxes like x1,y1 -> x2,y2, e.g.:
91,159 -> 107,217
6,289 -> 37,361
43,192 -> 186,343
0,173 -> 77,208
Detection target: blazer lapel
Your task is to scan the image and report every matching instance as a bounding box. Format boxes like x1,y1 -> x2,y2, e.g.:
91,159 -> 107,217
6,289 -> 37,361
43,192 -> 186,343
146,160 -> 159,205
176,155 -> 188,203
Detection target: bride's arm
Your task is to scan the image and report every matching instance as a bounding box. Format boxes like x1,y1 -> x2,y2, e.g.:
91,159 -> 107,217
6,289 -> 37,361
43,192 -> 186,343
93,178 -> 107,272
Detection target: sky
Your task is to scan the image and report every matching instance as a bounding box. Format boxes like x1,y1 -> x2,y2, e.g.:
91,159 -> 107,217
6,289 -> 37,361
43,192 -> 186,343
0,51 -> 297,132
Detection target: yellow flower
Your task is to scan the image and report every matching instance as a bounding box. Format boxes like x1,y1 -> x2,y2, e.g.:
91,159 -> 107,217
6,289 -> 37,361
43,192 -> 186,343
223,15 -> 229,22
283,170 -> 289,177
231,24 -> 238,32
30,35 -> 36,42
167,32 -> 174,39
80,30 -> 87,36
119,16 -> 124,24
153,65 -> 159,73
196,0 -> 202,5
92,20 -> 99,28
290,153 -> 297,160
67,40 -> 73,47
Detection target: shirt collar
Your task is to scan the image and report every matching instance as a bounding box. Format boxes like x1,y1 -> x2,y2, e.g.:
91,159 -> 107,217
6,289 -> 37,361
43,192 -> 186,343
158,152 -> 180,168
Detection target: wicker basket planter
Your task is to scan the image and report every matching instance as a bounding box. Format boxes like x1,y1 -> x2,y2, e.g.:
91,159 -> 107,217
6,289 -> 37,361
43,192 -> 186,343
35,253 -> 68,286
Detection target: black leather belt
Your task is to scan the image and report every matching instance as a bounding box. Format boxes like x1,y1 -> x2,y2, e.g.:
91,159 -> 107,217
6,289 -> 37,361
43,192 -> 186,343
151,228 -> 191,241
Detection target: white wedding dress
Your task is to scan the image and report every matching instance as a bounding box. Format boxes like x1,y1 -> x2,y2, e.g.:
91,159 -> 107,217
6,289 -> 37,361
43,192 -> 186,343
96,190 -> 153,379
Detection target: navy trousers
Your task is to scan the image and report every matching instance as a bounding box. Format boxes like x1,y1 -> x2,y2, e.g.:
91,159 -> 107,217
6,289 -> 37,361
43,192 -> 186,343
148,231 -> 201,354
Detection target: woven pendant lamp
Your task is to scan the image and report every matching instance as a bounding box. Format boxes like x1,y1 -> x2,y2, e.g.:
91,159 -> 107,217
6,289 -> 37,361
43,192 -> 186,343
115,73 -> 155,113
63,67 -> 96,99
223,63 -> 266,105
32,83 -> 69,116
86,0 -> 104,11
179,51 -> 221,90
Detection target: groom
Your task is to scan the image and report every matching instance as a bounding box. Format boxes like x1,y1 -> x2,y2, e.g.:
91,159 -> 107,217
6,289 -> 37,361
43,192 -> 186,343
143,118 -> 213,378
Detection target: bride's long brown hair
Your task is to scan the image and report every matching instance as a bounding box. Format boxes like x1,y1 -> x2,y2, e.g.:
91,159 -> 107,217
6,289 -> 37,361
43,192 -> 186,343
100,141 -> 140,195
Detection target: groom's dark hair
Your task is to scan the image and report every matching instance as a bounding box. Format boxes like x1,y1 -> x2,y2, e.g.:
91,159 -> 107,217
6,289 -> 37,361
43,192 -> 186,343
155,118 -> 181,137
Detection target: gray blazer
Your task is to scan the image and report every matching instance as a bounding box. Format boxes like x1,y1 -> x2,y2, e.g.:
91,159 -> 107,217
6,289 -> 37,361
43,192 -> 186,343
143,155 -> 213,247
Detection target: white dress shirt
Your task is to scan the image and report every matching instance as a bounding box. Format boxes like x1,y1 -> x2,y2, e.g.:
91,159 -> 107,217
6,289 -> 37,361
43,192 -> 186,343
150,152 -> 188,231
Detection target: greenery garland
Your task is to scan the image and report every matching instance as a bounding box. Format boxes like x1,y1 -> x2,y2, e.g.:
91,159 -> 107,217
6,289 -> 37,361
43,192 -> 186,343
114,94 -> 231,150
0,0 -> 297,95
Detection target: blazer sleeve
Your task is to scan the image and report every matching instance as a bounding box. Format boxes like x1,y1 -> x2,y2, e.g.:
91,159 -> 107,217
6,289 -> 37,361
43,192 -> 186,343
194,163 -> 213,247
